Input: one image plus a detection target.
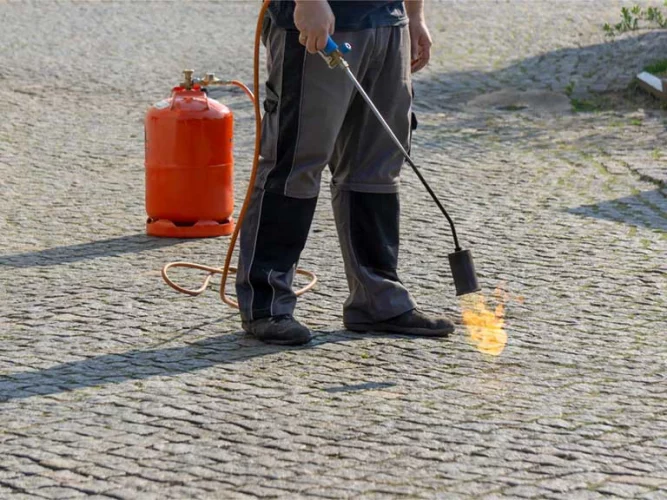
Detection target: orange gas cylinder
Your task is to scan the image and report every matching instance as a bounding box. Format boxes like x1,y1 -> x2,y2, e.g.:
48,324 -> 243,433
145,84 -> 234,238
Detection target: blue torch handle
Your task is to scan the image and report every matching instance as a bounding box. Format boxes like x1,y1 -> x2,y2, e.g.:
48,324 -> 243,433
322,37 -> 338,56
321,36 -> 352,56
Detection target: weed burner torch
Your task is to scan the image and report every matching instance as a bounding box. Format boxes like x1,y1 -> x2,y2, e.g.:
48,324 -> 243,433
320,38 -> 480,297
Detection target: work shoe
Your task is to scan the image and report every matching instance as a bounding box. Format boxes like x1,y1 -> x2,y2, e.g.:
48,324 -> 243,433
242,315 -> 312,346
345,308 -> 454,337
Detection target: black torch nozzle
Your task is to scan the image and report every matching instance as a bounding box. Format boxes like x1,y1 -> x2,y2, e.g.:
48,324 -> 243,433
448,249 -> 481,296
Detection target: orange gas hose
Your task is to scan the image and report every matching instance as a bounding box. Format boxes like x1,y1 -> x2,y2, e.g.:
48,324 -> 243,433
161,0 -> 317,309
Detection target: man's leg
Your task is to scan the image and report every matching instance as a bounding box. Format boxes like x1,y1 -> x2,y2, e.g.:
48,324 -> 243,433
330,26 -> 453,335
235,21 -> 375,343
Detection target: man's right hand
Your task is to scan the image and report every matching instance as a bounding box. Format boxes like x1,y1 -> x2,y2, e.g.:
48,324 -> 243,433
294,0 -> 335,54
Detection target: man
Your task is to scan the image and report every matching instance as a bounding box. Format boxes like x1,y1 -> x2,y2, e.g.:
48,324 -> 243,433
236,0 -> 454,345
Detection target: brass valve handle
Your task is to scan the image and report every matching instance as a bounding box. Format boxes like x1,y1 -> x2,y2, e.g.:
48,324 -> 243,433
180,70 -> 232,90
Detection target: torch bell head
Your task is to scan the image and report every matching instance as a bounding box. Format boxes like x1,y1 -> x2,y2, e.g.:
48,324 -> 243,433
448,249 -> 481,296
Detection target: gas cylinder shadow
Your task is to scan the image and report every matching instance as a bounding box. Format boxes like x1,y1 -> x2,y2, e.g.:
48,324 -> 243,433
0,233 -> 187,268
0,329 -> 432,403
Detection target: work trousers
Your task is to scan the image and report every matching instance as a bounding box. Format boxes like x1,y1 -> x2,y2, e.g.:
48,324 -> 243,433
236,19 -> 417,324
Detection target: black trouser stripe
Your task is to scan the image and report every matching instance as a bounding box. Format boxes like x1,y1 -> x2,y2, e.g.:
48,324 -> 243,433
249,191 -> 318,318
265,31 -> 306,193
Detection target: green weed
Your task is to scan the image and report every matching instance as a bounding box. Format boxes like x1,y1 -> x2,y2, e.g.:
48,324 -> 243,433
571,97 -> 602,112
644,59 -> 667,76
603,2 -> 667,36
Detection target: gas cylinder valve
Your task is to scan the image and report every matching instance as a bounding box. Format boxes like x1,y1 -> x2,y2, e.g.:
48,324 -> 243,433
180,69 -> 195,89
180,69 -> 233,90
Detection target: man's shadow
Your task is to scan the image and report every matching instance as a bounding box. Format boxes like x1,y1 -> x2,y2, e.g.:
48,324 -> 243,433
0,325 -> 440,402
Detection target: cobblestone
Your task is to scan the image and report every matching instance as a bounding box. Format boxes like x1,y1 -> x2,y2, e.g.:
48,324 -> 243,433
1,0 -> 666,498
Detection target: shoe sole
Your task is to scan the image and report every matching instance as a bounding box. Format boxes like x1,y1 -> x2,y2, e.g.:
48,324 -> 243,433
242,327 -> 312,346
259,337 -> 312,346
345,324 -> 453,337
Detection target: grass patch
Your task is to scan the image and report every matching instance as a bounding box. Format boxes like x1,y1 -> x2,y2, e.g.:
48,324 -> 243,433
571,96 -> 607,112
644,59 -> 667,76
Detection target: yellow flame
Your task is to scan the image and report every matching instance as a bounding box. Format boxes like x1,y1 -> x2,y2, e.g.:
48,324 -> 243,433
460,287 -> 509,356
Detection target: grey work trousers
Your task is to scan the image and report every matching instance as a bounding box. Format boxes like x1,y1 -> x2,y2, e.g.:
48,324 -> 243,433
235,19 -> 417,324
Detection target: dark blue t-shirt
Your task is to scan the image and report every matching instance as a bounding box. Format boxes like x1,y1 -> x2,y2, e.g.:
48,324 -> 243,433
268,1 -> 407,31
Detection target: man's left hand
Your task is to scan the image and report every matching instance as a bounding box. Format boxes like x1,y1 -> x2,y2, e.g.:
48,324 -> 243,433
409,20 -> 432,73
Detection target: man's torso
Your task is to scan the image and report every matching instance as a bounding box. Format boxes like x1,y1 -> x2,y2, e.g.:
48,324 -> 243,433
267,0 -> 407,31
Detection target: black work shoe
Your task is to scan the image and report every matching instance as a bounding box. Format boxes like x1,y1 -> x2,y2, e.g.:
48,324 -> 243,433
242,315 -> 312,346
344,308 -> 454,337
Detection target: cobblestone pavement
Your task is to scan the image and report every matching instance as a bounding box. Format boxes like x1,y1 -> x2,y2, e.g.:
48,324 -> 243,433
1,1 -> 666,498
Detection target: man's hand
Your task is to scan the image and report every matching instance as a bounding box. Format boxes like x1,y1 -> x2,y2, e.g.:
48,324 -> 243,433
294,0 -> 335,54
409,20 -> 432,73
405,0 -> 432,73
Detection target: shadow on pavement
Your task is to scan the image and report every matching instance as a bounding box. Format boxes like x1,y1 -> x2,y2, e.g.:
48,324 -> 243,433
0,234 -> 186,268
567,188 -> 667,231
412,31 -> 666,175
415,31 -> 667,110
0,330 -> 424,402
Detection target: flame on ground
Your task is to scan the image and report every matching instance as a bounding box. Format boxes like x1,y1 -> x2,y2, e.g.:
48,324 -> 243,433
460,286 -> 511,356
